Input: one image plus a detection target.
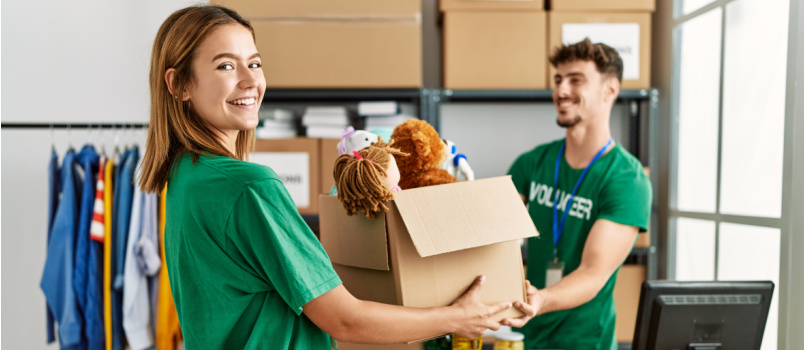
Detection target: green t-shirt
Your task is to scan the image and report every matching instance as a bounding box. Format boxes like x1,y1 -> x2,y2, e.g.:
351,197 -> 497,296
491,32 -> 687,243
165,152 -> 342,349
507,139 -> 651,350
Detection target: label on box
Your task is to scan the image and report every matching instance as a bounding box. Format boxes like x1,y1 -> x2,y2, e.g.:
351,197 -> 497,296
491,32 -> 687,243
250,152 -> 310,208
562,23 -> 640,80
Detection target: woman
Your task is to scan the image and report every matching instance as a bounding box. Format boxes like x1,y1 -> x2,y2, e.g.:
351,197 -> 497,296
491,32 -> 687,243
138,5 -> 533,349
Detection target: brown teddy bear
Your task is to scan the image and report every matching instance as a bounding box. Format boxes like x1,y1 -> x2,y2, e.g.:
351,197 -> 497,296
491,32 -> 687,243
391,119 -> 458,189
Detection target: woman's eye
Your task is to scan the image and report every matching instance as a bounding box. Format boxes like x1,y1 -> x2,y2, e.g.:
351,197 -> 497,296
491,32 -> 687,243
218,63 -> 234,70
249,62 -> 262,69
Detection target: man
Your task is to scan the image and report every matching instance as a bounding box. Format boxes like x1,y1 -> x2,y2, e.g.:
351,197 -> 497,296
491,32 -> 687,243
502,38 -> 652,349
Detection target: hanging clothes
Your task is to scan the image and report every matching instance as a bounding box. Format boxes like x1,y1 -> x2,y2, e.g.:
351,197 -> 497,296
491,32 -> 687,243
73,144 -> 100,347
140,191 -> 162,342
41,149 -> 84,349
123,163 -> 157,350
112,147 -> 139,350
136,190 -> 162,277
156,185 -> 182,350
104,157 -> 116,350
87,154 -> 107,350
47,149 -> 60,344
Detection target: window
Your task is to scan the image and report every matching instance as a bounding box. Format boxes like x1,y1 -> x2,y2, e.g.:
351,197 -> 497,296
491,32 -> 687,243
670,0 -> 789,348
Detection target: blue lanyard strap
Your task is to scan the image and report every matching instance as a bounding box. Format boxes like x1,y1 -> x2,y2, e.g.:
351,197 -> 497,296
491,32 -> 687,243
552,138 -> 613,258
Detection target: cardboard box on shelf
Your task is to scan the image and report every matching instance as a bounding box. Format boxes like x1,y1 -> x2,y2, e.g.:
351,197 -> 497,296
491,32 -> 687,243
319,138 -> 340,195
551,0 -> 655,12
440,0 -> 543,12
319,177 -> 539,335
444,11 -> 547,89
214,0 -> 419,18
548,12 -> 652,89
252,138 -> 320,215
252,19 -> 422,88
614,264 -> 647,343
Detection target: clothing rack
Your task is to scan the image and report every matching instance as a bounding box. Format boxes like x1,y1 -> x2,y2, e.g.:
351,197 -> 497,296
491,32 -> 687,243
1,123 -> 148,129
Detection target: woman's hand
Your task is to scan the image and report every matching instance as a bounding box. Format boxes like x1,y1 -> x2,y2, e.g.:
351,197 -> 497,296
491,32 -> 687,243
449,275 -> 513,339
500,280 -> 541,328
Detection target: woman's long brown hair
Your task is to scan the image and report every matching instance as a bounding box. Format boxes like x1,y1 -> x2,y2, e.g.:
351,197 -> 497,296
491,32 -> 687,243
139,5 -> 256,193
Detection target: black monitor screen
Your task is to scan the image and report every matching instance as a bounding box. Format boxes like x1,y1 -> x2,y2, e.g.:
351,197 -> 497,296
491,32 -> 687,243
633,280 -> 774,350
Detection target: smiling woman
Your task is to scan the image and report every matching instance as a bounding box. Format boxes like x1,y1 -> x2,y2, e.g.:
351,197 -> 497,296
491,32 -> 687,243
138,5 -> 260,193
169,23 -> 265,150
135,4 -> 528,350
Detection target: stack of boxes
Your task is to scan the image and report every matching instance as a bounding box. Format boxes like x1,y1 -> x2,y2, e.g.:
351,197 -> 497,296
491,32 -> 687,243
442,0 -> 547,89
213,0 -> 422,88
549,0 -> 654,89
442,0 -> 654,90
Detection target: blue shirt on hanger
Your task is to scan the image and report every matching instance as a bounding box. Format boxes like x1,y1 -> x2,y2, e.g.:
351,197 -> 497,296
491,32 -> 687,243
75,145 -> 106,350
109,148 -> 128,349
72,145 -> 99,347
46,149 -> 60,344
41,149 -> 85,350
112,146 -> 139,350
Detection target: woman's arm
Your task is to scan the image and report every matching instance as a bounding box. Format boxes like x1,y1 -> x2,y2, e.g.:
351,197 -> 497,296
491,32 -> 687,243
303,275 -> 510,344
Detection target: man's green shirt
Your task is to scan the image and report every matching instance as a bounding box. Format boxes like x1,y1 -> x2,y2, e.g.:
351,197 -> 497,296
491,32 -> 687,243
508,139 -> 651,350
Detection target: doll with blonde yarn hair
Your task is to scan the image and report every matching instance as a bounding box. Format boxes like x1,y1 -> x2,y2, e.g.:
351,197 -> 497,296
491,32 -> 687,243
333,139 -> 408,218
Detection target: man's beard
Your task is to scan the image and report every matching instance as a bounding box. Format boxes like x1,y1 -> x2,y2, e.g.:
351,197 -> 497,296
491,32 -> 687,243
556,114 -> 581,128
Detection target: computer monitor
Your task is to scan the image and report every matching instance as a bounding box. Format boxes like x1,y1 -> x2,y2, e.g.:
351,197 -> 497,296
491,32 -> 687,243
632,280 -> 774,350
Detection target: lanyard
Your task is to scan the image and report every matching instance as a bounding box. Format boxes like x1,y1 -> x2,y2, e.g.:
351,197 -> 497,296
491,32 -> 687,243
552,138 -> 613,259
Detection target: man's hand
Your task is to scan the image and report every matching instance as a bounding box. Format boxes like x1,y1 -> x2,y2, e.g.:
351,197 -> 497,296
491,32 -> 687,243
500,280 -> 541,328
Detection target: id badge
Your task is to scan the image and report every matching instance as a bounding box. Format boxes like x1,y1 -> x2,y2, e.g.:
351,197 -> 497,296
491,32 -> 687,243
545,259 -> 564,288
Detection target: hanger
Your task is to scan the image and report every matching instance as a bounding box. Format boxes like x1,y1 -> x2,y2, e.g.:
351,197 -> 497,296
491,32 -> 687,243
86,124 -> 92,148
113,125 -> 121,161
50,124 -> 56,154
66,124 -> 74,152
100,124 -> 106,156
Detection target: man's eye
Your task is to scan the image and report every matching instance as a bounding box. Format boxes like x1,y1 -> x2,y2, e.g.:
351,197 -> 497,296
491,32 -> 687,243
249,62 -> 262,69
218,63 -> 234,70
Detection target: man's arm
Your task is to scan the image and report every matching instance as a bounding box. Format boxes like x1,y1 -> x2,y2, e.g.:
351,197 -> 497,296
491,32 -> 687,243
304,276 -> 512,344
503,218 -> 638,326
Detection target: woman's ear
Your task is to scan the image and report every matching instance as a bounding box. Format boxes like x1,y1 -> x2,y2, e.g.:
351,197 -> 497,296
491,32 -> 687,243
165,68 -> 190,101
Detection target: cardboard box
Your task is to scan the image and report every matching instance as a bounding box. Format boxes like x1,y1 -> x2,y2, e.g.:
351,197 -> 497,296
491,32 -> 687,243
444,11 -> 547,89
319,177 -> 539,328
214,0 -> 419,18
613,264 -> 646,343
320,138 -> 340,195
440,0 -> 543,12
548,12 -> 652,89
251,138 -> 320,215
252,19 -> 422,88
551,0 -> 654,12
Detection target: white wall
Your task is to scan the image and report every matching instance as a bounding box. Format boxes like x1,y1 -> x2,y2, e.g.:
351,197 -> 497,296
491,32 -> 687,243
1,1 -> 199,348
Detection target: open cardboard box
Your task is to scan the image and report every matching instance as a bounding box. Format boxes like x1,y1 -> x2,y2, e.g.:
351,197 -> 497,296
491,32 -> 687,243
319,176 -> 539,333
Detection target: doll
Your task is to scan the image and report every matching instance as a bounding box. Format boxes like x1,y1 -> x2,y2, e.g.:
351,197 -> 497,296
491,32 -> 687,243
333,140 -> 408,218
